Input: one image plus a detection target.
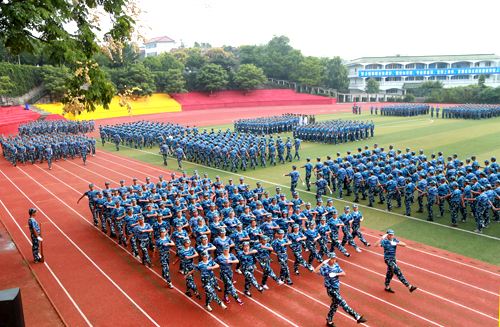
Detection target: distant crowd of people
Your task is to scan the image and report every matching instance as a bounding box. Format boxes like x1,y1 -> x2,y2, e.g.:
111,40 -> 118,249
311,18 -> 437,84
440,105 -> 500,119
234,114 -> 316,135
18,120 -> 95,135
293,120 -> 375,144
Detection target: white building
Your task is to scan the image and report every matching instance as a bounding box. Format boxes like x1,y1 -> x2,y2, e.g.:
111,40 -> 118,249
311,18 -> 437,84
142,36 -> 176,57
347,54 -> 500,95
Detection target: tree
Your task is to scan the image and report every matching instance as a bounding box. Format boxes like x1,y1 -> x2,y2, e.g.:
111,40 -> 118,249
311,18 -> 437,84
261,36 -> 303,80
238,45 -> 265,67
196,64 -> 228,93
233,64 -> 267,91
365,78 -> 380,94
205,48 -> 237,71
291,56 -> 323,86
0,0 -> 136,113
322,57 -> 349,92
110,63 -> 155,97
40,65 -> 71,100
164,69 -> 187,93
478,75 -> 486,88
0,75 -> 14,95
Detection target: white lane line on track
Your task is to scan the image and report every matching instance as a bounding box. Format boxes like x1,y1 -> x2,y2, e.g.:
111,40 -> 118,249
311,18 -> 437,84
75,157 -> 453,326
35,163 -> 294,327
97,151 -> 500,278
52,161 -> 368,326
0,168 -> 162,327
0,200 -> 93,327
98,148 -> 500,242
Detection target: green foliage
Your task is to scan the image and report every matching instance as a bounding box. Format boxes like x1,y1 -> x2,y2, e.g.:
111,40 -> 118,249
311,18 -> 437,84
40,65 -> 71,100
365,78 -> 380,94
205,48 -> 237,71
0,62 -> 42,96
109,63 -> 155,97
196,64 -> 228,93
322,57 -> 349,92
403,93 -> 415,102
0,0 -> 135,110
261,36 -> 303,80
291,56 -> 323,86
478,74 -> 486,88
0,75 -> 14,94
163,68 -> 187,93
233,64 -> 267,91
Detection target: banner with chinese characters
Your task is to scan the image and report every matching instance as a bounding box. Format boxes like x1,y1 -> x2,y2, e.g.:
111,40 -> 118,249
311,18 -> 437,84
358,67 -> 500,77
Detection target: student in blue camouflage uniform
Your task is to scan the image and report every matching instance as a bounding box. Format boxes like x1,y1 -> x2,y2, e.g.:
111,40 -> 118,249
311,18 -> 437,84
288,224 -> 313,274
28,208 -> 44,263
186,251 -> 227,312
134,216 -> 153,267
179,238 -> 201,298
271,229 -> 293,285
301,157 -> 313,191
77,183 -> 99,226
374,229 -> 417,294
238,241 -> 264,297
314,252 -> 367,326
154,228 -> 174,288
350,204 -> 370,247
215,245 -> 243,305
253,236 -> 283,289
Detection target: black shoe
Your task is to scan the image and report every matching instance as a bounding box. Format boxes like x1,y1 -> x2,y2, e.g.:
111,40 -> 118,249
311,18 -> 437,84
185,291 -> 192,297
294,270 -> 300,275
356,316 -> 367,324
409,285 -> 418,293
244,291 -> 252,297
195,292 -> 202,299
385,287 -> 395,293
326,320 -> 335,327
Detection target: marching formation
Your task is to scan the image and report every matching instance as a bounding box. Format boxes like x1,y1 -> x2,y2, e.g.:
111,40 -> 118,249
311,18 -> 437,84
101,121 -> 302,172
293,120 -> 375,144
77,174 -> 421,324
441,105 -> 500,119
378,104 -> 430,116
18,120 -> 95,135
303,145 -> 499,233
234,114 -> 316,134
1,133 -> 95,169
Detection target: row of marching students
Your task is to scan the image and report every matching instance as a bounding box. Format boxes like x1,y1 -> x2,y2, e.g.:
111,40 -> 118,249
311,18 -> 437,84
77,175 -> 371,317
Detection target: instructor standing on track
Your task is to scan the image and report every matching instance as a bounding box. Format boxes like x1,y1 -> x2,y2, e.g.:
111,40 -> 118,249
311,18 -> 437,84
314,252 -> 367,326
374,229 -> 418,294
28,208 -> 44,263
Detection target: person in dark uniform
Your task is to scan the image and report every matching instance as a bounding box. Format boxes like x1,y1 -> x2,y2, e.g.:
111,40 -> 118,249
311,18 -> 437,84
28,208 -> 44,263
374,229 -> 417,294
314,252 -> 367,326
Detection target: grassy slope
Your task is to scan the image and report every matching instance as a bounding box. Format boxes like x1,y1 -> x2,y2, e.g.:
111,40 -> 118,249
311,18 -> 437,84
98,112 -> 500,265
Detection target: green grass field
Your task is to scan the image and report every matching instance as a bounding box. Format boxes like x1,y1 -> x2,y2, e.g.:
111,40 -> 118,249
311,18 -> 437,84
98,111 -> 500,265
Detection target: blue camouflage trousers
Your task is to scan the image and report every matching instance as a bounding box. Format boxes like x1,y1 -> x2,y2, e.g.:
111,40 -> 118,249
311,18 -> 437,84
276,252 -> 291,282
341,227 -> 358,250
138,238 -> 151,265
351,225 -> 368,246
31,234 -> 41,261
306,240 -> 322,264
450,201 -> 460,224
405,195 -> 414,215
202,276 -> 222,306
292,249 -> 309,271
326,287 -> 360,322
185,265 -> 199,295
159,251 -> 171,283
220,270 -> 238,299
242,266 -> 261,292
330,236 -> 350,256
384,258 -> 410,288
258,257 -> 280,285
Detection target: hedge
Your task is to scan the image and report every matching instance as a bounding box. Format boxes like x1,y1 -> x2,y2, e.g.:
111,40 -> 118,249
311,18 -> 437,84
0,62 -> 42,96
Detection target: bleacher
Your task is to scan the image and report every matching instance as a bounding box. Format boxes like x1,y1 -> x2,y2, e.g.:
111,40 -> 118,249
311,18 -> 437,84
0,106 -> 41,135
171,89 -> 336,110
36,93 -> 181,121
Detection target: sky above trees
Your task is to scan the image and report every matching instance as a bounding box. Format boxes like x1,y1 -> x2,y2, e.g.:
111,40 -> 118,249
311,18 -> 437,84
138,0 -> 500,59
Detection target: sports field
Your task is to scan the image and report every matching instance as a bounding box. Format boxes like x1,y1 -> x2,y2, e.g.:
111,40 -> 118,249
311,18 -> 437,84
98,110 -> 500,264
1,103 -> 498,326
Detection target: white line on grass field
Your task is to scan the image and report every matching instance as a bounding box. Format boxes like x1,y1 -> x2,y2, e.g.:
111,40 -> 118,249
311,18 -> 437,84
0,200 -> 93,327
98,149 -> 500,242
0,168 -> 162,327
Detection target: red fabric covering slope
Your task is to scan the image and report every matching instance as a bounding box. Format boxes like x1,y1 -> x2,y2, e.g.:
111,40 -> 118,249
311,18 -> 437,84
172,89 -> 336,110
0,105 -> 40,135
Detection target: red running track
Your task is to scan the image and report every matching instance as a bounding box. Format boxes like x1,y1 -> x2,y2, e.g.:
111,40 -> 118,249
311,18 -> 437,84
0,150 -> 498,327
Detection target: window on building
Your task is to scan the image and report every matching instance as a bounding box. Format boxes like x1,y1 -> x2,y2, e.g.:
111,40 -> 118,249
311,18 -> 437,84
146,43 -> 157,49
415,63 -> 426,69
436,76 -> 447,80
